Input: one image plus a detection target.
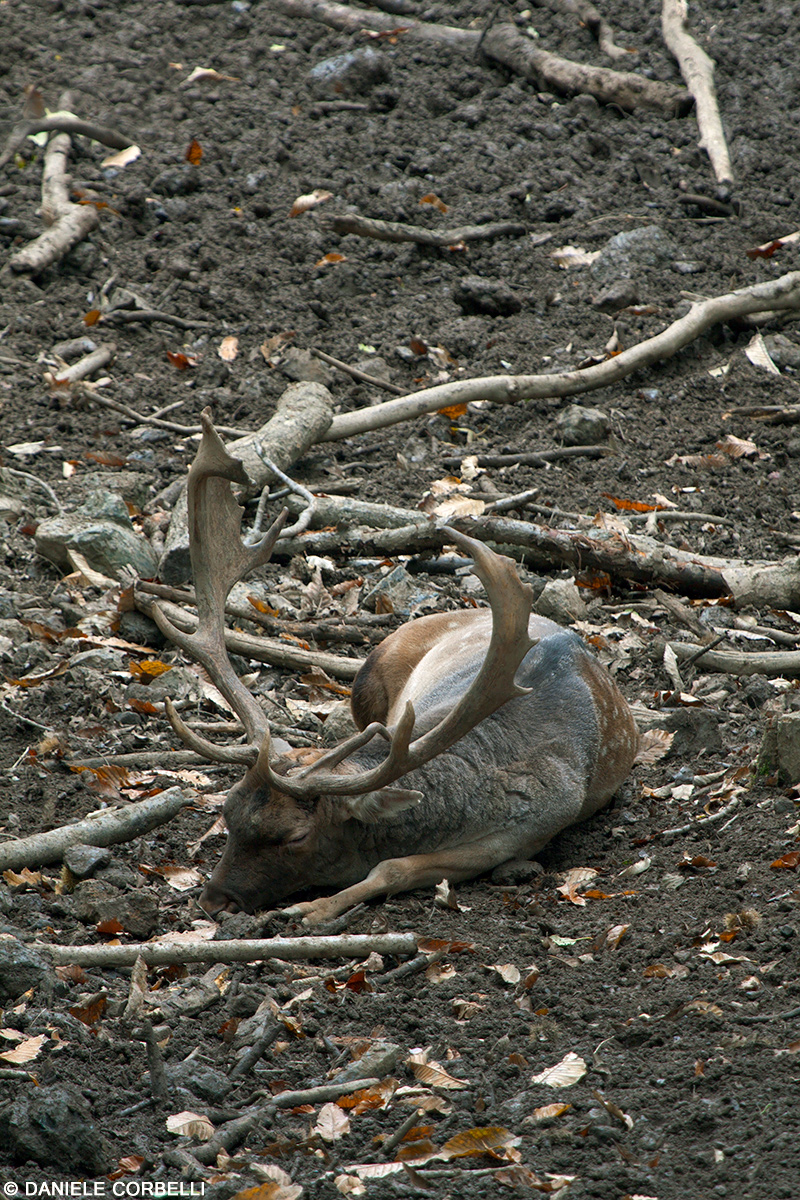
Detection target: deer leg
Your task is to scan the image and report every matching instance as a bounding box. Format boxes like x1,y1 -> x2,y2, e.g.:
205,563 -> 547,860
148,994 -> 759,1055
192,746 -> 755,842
283,833 -> 519,925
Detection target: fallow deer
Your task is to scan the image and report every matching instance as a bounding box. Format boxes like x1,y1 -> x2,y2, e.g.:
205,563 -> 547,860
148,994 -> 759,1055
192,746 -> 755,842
152,410 -> 639,925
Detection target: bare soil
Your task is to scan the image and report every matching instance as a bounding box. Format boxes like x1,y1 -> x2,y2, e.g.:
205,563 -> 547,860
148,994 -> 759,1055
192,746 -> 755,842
1,1 -> 800,1198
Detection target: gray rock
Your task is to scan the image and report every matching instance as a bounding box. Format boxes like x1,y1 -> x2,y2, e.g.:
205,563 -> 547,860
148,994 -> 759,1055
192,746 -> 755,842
362,565 -> 439,616
169,1058 -> 230,1104
332,1041 -> 401,1084
773,712 -> 800,783
555,404 -> 611,446
592,279 -> 638,312
307,47 -> 391,97
454,275 -> 522,316
0,1085 -> 113,1173
69,880 -> 159,938
63,843 -> 112,879
152,165 -> 200,196
535,578 -> 588,624
0,938 -> 56,1002
763,334 -> 800,370
589,225 -> 675,286
277,346 -> 336,386
35,489 -> 159,579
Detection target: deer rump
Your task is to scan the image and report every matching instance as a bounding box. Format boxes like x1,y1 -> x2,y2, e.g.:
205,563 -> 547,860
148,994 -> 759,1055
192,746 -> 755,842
152,410 -> 637,925
203,609 -> 637,923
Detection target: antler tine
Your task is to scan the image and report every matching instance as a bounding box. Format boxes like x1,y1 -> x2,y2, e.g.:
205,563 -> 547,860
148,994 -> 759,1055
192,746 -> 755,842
269,525 -> 537,800
153,408 -> 287,754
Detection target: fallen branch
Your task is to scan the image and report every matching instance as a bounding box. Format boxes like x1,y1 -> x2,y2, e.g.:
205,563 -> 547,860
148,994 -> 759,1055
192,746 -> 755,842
0,786 -> 190,871
534,0 -> 630,61
660,793 -> 742,838
45,343 -> 116,387
134,590 -> 362,681
193,1077 -> 381,1165
30,933 -> 417,967
441,446 -> 611,469
311,348 -> 405,394
323,212 -> 527,247
321,272 -> 800,441
96,308 -> 212,331
662,0 -> 733,183
670,642 -> 800,678
72,385 -> 251,439
0,112 -> 135,171
159,381 -> 334,584
271,0 -> 689,114
278,513 -> 800,608
8,122 -> 99,275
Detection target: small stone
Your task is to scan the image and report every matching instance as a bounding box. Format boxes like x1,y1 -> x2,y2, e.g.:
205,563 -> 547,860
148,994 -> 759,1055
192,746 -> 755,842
169,1058 -> 230,1104
0,938 -> 57,1002
0,1085 -> 112,1173
69,880 -> 159,938
592,280 -> 639,312
307,47 -> 390,98
590,225 -> 675,286
332,1041 -> 401,1084
555,404 -> 611,446
151,165 -> 200,197
277,346 -> 336,386
535,578 -> 588,623
63,843 -> 112,880
35,489 -> 159,579
454,275 -> 522,316
362,565 -> 439,617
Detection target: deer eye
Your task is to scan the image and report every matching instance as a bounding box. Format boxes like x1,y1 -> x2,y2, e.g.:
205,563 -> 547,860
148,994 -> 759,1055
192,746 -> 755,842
284,831 -> 309,848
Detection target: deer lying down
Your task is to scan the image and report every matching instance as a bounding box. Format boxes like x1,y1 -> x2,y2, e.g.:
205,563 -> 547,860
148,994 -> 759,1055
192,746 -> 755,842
154,411 -> 639,925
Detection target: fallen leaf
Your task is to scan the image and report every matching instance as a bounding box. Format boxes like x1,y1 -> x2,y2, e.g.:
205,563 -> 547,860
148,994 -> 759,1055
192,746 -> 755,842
531,1052 -> 587,1088
316,252 -> 346,266
0,1033 -> 47,1064
551,245 -> 600,269
634,729 -> 674,765
101,144 -> 141,169
533,1103 -> 571,1120
487,963 -> 521,986
771,851 -> 800,870
419,193 -> 448,214
290,188 -> 333,217
315,1102 -> 351,1142
334,1177 -> 366,1197
218,335 -> 239,361
409,1061 -> 468,1090
166,1111 -> 215,1140
181,67 -> 239,87
440,1126 -> 520,1160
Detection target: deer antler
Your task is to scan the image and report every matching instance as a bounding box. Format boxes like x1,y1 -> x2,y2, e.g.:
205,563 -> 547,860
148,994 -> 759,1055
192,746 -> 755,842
152,408 -> 287,762
265,527 -> 538,800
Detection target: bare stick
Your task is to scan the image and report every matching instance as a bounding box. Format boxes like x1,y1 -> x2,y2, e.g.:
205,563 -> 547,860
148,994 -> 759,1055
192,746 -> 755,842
669,642 -> 800,678
311,348 -> 405,394
72,385 -> 252,439
323,213 -> 527,247
662,0 -> 733,183
134,590 -> 362,680
9,130 -> 99,274
321,272 -> 800,440
271,0 -> 688,113
96,309 -> 212,331
0,787 -> 190,871
534,0 -> 630,61
0,113 -> 135,171
660,793 -> 742,839
440,446 -> 611,469
45,343 -> 116,386
193,1078 -> 381,1165
29,934 -> 417,968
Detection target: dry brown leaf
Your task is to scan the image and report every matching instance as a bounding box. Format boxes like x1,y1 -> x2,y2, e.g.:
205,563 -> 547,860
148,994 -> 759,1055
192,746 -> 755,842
551,245 -> 600,269
315,1101 -> 351,1142
0,1033 -> 47,1064
531,1052 -> 587,1088
634,729 -> 674,765
166,1110 -> 215,1140
409,1061 -> 468,1090
290,188 -> 333,217
487,963 -> 521,986
218,335 -> 239,361
439,1126 -> 520,1160
533,1102 -> 571,1120
334,1177 -> 366,1197
181,66 -> 239,86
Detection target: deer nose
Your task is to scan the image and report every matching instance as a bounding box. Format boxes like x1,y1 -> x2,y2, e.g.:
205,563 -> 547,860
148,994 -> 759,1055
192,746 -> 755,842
199,881 -> 241,916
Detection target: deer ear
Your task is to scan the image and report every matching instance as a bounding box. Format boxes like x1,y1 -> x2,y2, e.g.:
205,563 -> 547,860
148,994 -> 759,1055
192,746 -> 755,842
346,787 -> 424,824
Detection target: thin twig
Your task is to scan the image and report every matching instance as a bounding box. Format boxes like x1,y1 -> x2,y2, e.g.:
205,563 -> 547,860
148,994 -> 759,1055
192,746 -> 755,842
659,793 -> 741,839
250,449 -> 316,541
311,347 -> 405,394
0,113 -> 135,171
324,212 -> 527,247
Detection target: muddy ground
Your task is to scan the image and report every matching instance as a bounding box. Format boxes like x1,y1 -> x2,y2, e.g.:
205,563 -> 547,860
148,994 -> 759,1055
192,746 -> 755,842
1,0 -> 800,1197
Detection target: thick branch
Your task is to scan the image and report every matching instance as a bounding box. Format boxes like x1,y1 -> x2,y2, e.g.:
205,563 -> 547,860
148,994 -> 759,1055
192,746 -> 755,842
29,933 -> 418,968
670,642 -> 800,678
9,130 -> 99,274
270,0 -> 689,114
0,787 -> 190,871
159,381 -> 334,584
321,272 -> 800,441
662,0 -> 733,183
